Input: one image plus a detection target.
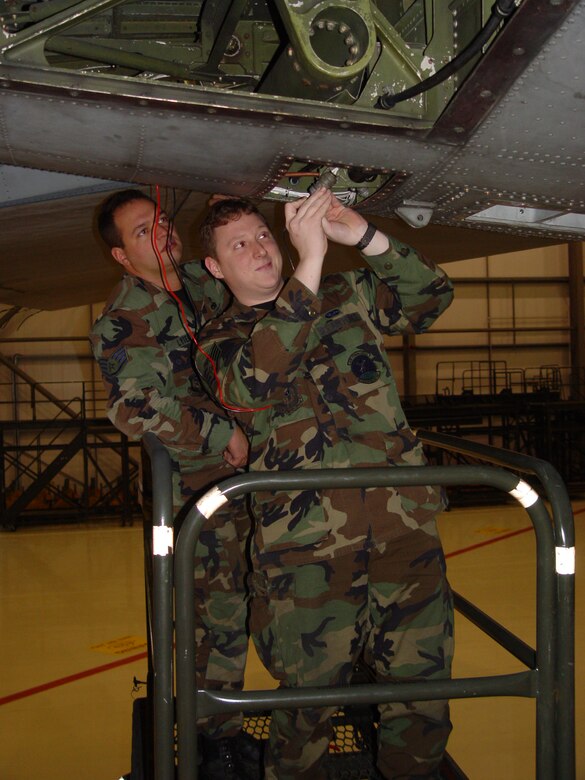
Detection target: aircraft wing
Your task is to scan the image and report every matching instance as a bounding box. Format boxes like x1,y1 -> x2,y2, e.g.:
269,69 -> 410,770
0,0 -> 582,310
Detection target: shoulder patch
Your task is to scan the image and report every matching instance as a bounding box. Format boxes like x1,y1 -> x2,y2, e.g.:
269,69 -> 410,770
273,384 -> 303,417
99,346 -> 129,377
347,349 -> 380,384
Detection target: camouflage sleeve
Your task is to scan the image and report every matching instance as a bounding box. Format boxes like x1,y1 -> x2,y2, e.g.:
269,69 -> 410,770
181,260 -> 231,325
357,235 -> 454,335
90,307 -> 234,455
196,278 -> 320,409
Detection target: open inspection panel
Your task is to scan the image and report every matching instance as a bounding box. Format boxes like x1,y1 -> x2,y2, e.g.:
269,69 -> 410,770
140,430 -> 576,780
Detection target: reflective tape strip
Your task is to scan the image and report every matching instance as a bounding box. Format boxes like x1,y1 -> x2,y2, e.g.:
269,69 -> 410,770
153,525 -> 173,556
197,486 -> 228,519
556,546 -> 575,575
509,480 -> 539,508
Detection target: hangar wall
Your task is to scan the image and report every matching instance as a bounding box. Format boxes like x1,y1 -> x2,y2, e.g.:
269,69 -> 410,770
0,243 -> 578,410
0,242 -> 583,523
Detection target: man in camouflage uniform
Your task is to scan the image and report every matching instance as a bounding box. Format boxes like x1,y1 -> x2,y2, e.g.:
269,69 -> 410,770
195,188 -> 455,779
89,189 -> 257,778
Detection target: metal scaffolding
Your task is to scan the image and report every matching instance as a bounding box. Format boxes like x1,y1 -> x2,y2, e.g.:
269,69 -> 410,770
142,431 -> 575,780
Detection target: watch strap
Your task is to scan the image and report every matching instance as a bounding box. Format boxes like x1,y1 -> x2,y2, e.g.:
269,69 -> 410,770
355,221 -> 377,251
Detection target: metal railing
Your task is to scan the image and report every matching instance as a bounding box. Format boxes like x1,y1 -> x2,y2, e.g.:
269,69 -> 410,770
0,357 -> 140,526
143,430 -> 575,780
1,418 -> 140,528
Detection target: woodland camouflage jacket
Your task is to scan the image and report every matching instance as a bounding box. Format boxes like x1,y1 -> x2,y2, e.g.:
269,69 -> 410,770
196,237 -> 455,571
89,262 -> 233,495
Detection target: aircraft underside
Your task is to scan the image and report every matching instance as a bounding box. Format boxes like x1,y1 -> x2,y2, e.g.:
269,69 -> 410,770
0,0 -> 584,309
0,0 -> 583,235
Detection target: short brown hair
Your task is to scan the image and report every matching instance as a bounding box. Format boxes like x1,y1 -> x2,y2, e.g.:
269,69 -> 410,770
200,198 -> 263,258
97,189 -> 155,249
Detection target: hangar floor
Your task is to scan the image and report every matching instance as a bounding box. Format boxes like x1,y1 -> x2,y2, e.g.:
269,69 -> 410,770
0,499 -> 582,780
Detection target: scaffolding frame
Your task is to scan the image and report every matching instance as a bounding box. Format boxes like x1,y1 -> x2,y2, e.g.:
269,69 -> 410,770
142,431 -> 576,778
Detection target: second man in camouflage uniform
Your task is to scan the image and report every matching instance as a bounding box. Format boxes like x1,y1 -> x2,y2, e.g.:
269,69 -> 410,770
89,189 -> 257,778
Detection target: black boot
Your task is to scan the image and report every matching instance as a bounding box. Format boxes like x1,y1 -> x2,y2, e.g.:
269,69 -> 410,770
198,731 -> 263,780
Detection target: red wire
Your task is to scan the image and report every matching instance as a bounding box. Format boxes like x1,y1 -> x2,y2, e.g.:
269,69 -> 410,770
152,184 -> 268,414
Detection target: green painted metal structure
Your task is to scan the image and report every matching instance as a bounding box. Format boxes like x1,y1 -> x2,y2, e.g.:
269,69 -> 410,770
143,430 -> 575,779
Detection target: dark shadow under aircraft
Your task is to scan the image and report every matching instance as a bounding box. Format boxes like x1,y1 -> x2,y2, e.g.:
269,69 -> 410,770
0,0 -> 583,310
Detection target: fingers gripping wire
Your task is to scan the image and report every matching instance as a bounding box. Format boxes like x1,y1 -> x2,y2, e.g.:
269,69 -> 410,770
150,184 -> 268,414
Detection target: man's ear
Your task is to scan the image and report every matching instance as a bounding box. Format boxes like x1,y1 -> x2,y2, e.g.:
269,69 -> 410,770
205,256 -> 224,280
111,247 -> 129,268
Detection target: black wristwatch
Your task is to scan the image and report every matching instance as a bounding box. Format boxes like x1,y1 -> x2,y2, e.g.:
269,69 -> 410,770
355,222 -> 377,251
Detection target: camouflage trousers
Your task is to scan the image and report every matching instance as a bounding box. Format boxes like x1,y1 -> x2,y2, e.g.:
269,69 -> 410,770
175,475 -> 252,738
249,527 -> 454,779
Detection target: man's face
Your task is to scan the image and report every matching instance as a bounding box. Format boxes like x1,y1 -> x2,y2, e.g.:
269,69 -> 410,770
205,211 -> 283,306
111,198 -> 183,281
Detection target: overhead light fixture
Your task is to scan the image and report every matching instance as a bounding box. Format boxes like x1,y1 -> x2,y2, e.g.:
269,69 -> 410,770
466,205 -> 585,234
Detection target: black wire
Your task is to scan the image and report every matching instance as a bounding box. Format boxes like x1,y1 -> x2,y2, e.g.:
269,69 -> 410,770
377,0 -> 518,110
148,185 -> 199,321
170,188 -> 192,221
148,187 -> 188,310
150,185 -> 254,411
281,228 -> 296,272
167,198 -> 203,326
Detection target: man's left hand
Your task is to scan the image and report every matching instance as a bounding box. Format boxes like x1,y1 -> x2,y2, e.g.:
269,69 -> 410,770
223,425 -> 249,468
324,196 -> 390,254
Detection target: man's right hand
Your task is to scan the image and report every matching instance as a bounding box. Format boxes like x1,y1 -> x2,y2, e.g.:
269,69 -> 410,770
223,425 -> 249,469
284,188 -> 331,294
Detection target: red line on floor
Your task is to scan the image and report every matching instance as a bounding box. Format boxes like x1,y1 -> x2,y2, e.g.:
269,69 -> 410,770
0,651 -> 148,706
445,526 -> 534,558
3,502 -> 582,706
446,500 -> 584,558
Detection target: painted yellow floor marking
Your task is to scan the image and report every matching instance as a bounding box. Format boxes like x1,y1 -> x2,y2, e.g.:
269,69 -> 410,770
90,636 -> 147,655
